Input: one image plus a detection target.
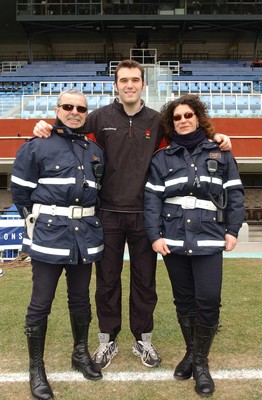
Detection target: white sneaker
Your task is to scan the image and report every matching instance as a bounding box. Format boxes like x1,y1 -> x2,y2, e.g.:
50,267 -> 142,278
132,333 -> 161,368
92,333 -> 118,369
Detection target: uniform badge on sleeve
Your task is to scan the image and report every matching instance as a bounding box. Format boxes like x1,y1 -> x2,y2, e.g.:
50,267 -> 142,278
209,152 -> 221,159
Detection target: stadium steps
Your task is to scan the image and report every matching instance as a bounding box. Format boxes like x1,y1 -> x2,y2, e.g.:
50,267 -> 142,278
248,223 -> 262,242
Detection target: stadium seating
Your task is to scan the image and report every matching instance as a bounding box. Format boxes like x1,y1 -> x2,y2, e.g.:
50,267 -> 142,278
0,60 -> 261,118
158,80 -> 254,98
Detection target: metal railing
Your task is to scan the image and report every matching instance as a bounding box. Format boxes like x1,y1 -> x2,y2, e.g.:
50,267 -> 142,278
16,1 -> 262,17
0,61 -> 28,73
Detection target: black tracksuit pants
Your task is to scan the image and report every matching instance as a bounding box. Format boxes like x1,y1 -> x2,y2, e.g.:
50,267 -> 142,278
95,210 -> 158,341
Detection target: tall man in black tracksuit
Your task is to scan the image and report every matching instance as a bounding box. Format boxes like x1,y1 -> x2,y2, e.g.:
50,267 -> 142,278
88,60 -> 164,369
33,60 -> 232,370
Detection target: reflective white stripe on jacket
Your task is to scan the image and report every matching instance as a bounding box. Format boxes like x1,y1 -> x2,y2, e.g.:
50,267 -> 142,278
11,130 -> 105,265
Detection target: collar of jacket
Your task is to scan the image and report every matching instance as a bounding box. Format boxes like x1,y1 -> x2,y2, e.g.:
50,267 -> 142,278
114,98 -> 145,116
165,137 -> 219,155
52,117 -> 87,138
52,123 -> 87,141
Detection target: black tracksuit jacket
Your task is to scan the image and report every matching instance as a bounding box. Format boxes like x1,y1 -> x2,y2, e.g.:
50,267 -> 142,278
87,99 -> 164,212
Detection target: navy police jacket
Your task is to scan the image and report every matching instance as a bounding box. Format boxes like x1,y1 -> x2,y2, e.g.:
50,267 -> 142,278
144,137 -> 245,256
11,126 -> 104,265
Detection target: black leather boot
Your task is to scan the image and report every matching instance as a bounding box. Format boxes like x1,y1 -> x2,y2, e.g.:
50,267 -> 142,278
70,311 -> 102,381
193,324 -> 218,397
174,313 -> 195,380
25,321 -> 54,400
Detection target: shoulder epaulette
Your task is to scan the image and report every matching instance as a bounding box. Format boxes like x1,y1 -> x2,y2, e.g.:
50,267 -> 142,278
85,135 -> 103,150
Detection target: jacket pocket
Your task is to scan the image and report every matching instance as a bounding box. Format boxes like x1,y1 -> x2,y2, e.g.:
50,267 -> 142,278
162,205 -> 184,238
199,209 -> 225,238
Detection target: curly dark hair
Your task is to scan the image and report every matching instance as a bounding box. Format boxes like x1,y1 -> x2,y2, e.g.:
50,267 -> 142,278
160,94 -> 215,143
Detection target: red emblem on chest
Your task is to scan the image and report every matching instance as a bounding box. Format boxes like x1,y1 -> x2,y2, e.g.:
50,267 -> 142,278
145,129 -> 151,139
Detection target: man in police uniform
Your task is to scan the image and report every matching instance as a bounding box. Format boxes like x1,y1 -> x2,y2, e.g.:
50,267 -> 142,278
11,89 -> 104,400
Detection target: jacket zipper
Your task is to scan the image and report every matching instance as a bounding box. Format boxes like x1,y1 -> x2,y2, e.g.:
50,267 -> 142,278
128,117 -> 132,138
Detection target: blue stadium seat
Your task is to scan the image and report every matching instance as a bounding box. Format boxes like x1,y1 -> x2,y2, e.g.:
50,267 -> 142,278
200,95 -> 211,107
104,82 -> 113,94
48,96 -> 57,108
200,82 -> 210,93
93,82 -> 103,94
21,110 -> 31,118
250,96 -> 261,110
41,83 -> 51,94
232,82 -> 241,93
208,109 -> 215,117
83,83 -> 92,94
225,95 -> 236,110
62,82 -> 71,91
236,96 -> 248,110
180,82 -> 189,93
252,109 -> 262,116
99,96 -> 111,107
158,82 -> 168,94
240,109 -> 251,117
189,82 -> 200,93
242,84 -> 251,93
211,82 -> 220,93
212,95 -> 223,110
51,83 -> 61,94
215,82 -> 221,92
86,96 -> 98,110
35,97 -> 48,112
73,82 -> 82,91
228,109 -> 238,117
216,109 -> 226,117
172,82 -> 179,93
222,82 -> 231,93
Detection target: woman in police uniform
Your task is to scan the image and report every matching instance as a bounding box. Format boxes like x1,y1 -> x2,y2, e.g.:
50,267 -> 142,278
144,94 -> 245,397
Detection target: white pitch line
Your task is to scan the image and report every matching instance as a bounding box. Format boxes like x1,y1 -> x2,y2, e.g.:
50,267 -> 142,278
0,369 -> 262,383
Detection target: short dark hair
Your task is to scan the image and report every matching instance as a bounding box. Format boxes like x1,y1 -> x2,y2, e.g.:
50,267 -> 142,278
114,59 -> 145,83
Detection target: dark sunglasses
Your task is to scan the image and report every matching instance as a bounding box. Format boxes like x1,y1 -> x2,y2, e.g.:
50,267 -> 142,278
58,104 -> 88,113
173,112 -> 195,121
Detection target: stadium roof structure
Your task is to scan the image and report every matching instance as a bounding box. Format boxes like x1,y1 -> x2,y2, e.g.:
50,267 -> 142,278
15,3 -> 262,39
0,1 -> 260,62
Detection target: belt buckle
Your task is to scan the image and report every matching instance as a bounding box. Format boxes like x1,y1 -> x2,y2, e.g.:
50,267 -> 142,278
68,206 -> 83,219
50,205 -> 56,216
182,196 -> 196,209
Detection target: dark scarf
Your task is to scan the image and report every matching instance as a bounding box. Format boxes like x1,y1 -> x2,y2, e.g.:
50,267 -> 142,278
54,117 -> 88,137
172,127 -> 206,151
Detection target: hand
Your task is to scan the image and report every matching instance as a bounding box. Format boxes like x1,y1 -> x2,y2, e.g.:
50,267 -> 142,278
152,238 -> 171,256
214,133 -> 232,151
225,233 -> 237,251
33,120 -> 53,138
